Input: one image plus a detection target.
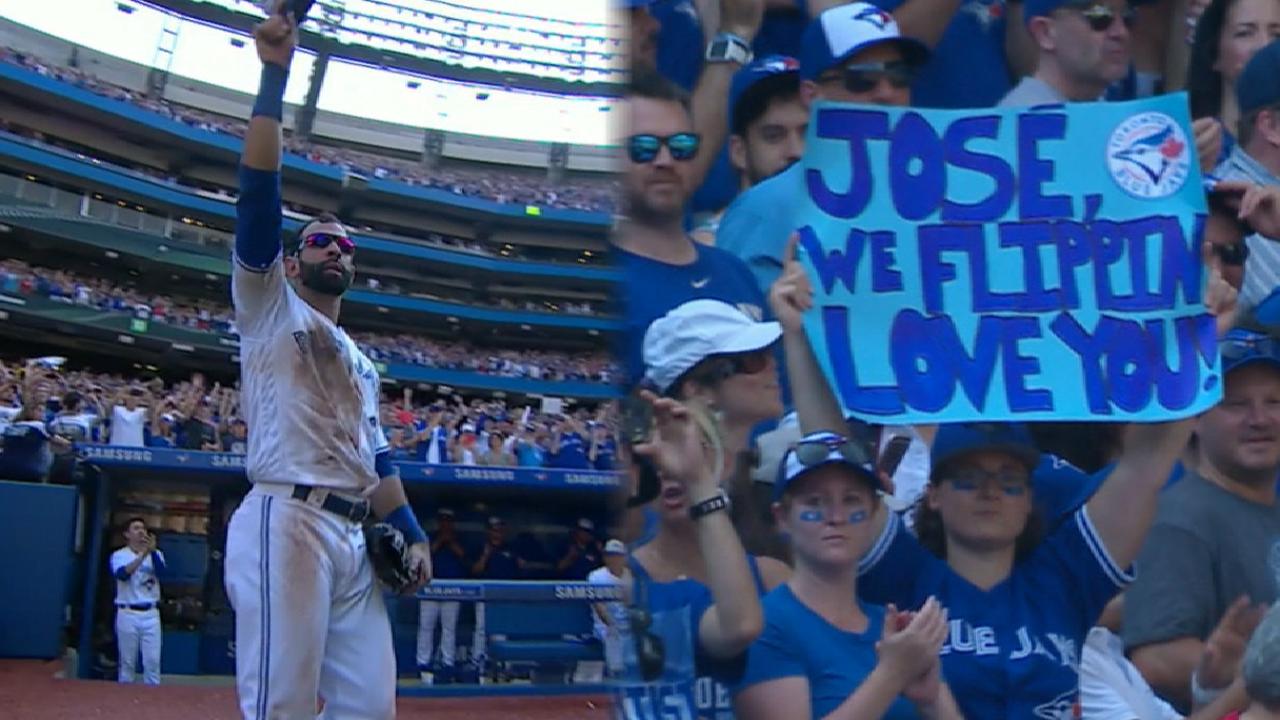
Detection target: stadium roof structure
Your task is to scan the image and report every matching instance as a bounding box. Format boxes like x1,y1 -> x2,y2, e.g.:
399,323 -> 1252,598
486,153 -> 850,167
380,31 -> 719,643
140,0 -> 626,97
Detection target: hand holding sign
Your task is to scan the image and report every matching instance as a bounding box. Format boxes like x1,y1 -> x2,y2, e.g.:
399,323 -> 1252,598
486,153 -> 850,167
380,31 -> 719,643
769,233 -> 815,334
1203,241 -> 1239,337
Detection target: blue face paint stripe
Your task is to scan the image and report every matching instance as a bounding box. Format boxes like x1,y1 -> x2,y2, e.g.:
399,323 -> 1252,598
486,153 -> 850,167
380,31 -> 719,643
798,508 -> 871,523
799,509 -> 824,522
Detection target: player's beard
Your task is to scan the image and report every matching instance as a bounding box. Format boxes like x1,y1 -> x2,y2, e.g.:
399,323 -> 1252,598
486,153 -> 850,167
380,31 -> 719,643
299,259 -> 354,296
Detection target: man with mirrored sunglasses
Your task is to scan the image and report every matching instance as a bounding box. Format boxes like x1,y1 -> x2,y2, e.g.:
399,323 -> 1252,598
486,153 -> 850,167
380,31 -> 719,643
1000,0 -> 1135,106
615,69 -> 769,392
717,3 -> 930,299
223,3 -> 432,717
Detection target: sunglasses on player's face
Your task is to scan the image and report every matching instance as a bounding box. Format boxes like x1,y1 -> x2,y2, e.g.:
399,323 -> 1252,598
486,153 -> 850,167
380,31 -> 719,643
1065,2 -> 1135,31
627,132 -> 701,164
820,61 -> 917,95
298,232 -> 356,255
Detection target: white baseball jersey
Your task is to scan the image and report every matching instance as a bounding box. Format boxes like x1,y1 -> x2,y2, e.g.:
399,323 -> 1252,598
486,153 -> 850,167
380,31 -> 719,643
109,405 -> 148,447
111,547 -> 165,606
232,256 -> 388,492
586,566 -> 630,636
48,413 -> 97,444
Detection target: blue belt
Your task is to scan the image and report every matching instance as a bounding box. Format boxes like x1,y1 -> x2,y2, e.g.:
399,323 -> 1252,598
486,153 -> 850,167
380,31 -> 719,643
291,485 -> 371,523
117,602 -> 156,611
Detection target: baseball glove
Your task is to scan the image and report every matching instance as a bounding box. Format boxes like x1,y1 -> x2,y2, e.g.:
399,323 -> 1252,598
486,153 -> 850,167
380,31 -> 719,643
364,522 -> 418,594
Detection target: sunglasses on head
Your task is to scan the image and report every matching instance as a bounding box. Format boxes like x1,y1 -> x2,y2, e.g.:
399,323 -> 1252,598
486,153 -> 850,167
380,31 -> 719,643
1220,333 -> 1280,361
1067,2 -> 1136,31
792,434 -> 874,468
298,232 -> 356,255
821,61 -> 916,95
627,133 -> 700,164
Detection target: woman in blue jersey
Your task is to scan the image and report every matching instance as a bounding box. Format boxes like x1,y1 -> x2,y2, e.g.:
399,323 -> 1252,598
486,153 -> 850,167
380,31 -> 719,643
734,431 -> 964,720
617,389 -> 766,720
770,235 -> 1239,719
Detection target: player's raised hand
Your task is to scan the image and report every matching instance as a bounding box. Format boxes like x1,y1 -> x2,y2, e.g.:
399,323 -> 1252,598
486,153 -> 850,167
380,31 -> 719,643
1202,240 -> 1239,338
254,0 -> 298,69
769,232 -> 814,334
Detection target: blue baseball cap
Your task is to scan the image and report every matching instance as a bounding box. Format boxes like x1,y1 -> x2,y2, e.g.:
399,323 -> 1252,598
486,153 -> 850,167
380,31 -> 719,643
799,3 -> 930,81
929,423 -> 1040,482
1238,39 -> 1280,118
729,55 -> 801,133
614,0 -> 656,7
1220,328 -> 1280,375
774,430 -> 886,500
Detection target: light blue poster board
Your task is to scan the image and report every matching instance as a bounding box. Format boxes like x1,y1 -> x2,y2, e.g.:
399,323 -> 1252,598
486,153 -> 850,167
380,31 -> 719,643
797,93 -> 1219,423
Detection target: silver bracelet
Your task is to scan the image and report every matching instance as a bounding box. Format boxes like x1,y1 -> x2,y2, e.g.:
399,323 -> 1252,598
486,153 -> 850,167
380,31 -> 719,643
1190,667 -> 1226,708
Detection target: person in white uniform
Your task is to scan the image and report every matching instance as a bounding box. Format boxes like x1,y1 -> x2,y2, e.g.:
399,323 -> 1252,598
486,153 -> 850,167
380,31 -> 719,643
223,5 -> 432,718
586,539 -> 631,678
110,517 -> 165,685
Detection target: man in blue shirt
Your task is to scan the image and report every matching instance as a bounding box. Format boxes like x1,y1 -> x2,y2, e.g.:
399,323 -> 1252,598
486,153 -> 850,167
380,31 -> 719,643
589,422 -> 617,471
556,518 -> 604,580
549,416 -> 591,470
717,3 -> 930,297
468,516 -> 524,682
615,69 -> 768,387
417,508 -> 467,685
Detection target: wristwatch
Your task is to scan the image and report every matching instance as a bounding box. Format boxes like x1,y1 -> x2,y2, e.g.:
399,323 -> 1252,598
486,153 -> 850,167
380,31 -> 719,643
689,488 -> 731,520
705,32 -> 753,65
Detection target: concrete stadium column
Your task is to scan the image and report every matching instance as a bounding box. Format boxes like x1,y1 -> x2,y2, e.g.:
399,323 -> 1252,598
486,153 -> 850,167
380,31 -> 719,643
294,51 -> 330,140
422,129 -> 445,171
548,142 -> 569,184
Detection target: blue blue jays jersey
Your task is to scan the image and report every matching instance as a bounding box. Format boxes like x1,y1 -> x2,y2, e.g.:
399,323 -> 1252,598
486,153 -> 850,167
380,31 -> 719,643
615,557 -> 766,720
858,508 -> 1129,719
614,243 -> 766,388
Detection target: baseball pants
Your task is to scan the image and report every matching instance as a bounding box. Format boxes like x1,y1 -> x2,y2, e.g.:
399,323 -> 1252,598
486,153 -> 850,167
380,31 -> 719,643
416,600 -> 460,669
225,487 -> 395,720
116,607 -> 162,684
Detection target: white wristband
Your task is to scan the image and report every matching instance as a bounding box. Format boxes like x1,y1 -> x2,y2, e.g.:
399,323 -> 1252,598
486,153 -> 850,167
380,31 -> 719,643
1190,667 -> 1226,708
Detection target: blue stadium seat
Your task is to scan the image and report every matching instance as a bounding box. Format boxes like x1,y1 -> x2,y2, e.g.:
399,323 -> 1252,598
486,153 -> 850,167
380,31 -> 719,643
485,601 -> 601,663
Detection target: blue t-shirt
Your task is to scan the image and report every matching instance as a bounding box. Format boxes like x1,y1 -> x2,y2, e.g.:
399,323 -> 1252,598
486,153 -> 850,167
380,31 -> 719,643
432,542 -> 469,580
474,541 -> 522,580
594,437 -> 617,471
515,439 -> 546,467
717,163 -> 806,299
560,540 -> 604,581
0,421 -> 52,482
551,431 -> 591,470
617,556 -> 768,720
615,243 -> 767,387
871,0 -> 1011,108
858,508 -> 1132,720
736,585 -> 918,719
417,425 -> 449,464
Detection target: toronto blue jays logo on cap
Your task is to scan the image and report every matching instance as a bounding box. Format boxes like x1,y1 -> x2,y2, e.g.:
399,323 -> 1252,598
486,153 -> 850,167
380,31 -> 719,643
852,5 -> 894,28
1106,112 -> 1191,199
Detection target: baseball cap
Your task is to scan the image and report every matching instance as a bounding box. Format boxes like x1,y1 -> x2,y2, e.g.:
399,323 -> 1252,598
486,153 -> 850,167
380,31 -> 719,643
799,3 -> 930,81
929,423 -> 1040,482
604,539 -> 627,555
487,516 -> 504,528
730,55 -> 801,133
1238,39 -> 1280,118
437,508 -> 455,518
577,518 -> 595,531
643,299 -> 781,394
774,430 -> 886,500
1220,328 -> 1280,376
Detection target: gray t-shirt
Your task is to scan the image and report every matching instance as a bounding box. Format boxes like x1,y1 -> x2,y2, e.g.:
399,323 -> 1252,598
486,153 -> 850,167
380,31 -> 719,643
998,77 -> 1069,108
1122,471 -> 1280,651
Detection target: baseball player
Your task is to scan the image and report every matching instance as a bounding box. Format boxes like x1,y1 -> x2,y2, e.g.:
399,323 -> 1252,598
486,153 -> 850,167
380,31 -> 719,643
110,517 -> 165,685
587,539 -> 631,677
222,5 -> 432,718
417,508 -> 466,685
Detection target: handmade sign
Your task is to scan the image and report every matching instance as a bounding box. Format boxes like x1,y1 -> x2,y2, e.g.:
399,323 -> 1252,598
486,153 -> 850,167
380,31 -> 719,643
798,94 -> 1218,423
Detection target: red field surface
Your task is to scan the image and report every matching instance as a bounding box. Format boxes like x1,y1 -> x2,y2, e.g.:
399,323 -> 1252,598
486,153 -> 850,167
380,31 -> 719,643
0,660 -> 611,720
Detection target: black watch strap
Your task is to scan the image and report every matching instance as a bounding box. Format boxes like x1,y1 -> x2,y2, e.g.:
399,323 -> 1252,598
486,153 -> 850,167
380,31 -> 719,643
689,490 -> 730,520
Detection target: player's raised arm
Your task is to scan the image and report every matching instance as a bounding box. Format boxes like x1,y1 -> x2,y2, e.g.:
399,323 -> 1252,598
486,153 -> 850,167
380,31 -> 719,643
234,2 -> 295,276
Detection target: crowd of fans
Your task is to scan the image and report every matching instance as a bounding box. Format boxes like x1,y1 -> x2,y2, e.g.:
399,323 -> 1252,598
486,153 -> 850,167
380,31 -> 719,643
0,358 -> 619,475
611,0 -> 1280,717
0,259 -> 618,383
0,46 -> 618,214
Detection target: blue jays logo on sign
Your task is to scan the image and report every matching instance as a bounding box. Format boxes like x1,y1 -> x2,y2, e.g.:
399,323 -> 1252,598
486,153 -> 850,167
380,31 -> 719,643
853,5 -> 893,28
1106,112 -> 1191,199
